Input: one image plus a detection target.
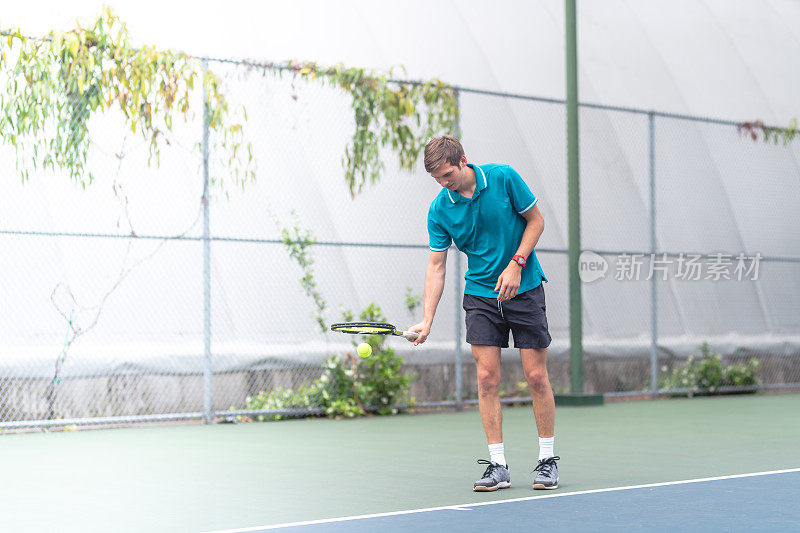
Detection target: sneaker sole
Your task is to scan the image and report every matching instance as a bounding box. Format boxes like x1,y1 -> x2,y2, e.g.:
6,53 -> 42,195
532,483 -> 558,490
473,481 -> 511,492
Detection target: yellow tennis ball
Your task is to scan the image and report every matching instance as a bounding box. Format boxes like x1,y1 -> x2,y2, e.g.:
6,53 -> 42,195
357,343 -> 372,358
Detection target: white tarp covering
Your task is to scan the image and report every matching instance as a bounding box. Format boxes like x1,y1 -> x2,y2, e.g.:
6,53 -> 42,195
2,0 -> 799,381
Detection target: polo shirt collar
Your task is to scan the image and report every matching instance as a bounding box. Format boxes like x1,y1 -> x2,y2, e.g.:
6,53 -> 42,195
446,164 -> 488,203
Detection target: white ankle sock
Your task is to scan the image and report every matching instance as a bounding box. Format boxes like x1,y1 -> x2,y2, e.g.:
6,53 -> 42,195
538,437 -> 554,461
488,442 -> 506,466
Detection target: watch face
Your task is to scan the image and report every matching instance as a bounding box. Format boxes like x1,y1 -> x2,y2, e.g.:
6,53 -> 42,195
515,256 -> 526,267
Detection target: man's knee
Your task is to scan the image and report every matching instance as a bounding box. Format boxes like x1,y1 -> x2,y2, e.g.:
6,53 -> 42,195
525,368 -> 550,393
476,367 -> 501,396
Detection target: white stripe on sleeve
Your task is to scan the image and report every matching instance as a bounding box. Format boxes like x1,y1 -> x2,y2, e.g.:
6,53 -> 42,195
518,197 -> 539,214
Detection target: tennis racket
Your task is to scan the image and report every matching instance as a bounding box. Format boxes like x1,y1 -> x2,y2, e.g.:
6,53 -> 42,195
330,321 -> 419,340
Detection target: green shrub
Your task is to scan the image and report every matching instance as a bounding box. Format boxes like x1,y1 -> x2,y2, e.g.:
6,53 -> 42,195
244,385 -> 322,421
243,353 -> 364,420
723,359 -> 761,387
354,303 -> 415,415
240,303 -> 415,420
660,342 -> 761,394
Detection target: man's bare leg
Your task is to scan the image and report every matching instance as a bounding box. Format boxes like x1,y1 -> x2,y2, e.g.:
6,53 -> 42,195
473,344 -> 503,443
521,347 -> 559,489
520,347 -> 554,438
471,344 -> 512,491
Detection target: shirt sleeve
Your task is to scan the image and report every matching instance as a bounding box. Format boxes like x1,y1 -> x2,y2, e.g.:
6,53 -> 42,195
506,166 -> 538,214
427,204 -> 452,252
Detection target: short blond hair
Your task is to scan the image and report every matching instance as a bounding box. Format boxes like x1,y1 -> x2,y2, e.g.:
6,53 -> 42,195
424,135 -> 464,173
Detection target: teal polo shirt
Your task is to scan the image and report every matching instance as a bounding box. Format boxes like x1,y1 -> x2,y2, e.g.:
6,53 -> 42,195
427,163 -> 547,298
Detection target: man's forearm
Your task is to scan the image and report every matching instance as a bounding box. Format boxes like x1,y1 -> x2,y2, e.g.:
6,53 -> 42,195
514,217 -> 545,261
422,261 -> 447,326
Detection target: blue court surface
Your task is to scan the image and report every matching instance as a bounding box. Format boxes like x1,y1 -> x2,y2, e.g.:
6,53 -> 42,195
210,469 -> 800,533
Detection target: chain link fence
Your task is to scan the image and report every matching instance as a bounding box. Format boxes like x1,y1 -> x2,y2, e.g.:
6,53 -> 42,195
1,57 -> 799,431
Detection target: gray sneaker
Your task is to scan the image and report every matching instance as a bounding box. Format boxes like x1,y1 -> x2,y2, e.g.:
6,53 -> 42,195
532,456 -> 559,489
473,459 -> 511,491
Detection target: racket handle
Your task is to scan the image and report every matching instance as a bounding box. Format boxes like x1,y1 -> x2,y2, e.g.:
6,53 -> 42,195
401,331 -> 419,340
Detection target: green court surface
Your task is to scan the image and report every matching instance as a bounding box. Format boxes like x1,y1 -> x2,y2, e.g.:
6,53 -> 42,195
0,393 -> 798,532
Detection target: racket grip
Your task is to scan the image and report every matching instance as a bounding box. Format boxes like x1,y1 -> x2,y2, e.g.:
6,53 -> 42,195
402,331 -> 419,340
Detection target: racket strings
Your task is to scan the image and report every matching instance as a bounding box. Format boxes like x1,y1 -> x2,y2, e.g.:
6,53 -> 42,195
330,322 -> 396,335
335,327 -> 392,334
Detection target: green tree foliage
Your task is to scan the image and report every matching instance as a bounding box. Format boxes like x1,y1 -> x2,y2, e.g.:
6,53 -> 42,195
0,7 -> 252,188
249,60 -> 459,197
278,211 -> 327,332
0,8 -> 458,195
739,118 -> 799,146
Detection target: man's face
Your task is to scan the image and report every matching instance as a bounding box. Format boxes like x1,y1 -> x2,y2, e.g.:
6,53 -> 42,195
430,158 -> 466,190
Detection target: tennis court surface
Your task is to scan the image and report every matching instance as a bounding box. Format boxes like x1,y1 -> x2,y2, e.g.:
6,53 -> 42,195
221,470 -> 800,532
1,393 -> 798,532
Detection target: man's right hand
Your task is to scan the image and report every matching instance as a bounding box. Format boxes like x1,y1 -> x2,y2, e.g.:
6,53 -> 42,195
407,322 -> 431,346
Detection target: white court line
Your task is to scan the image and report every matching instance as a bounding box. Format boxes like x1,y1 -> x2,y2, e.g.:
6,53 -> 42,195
204,468 -> 800,533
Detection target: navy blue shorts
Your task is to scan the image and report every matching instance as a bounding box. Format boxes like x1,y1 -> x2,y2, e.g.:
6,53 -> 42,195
463,283 -> 552,349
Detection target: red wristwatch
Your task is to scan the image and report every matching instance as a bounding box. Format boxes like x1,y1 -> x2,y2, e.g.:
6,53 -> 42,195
512,255 -> 526,268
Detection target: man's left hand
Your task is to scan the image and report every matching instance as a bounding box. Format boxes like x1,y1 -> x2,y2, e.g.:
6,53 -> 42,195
495,262 -> 522,302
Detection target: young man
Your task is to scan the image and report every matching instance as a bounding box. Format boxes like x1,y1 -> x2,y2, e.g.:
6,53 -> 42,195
408,135 -> 559,491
